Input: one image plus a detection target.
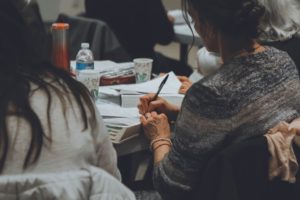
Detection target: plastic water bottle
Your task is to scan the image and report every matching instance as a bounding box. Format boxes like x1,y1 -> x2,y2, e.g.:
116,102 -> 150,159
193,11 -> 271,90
76,43 -> 94,71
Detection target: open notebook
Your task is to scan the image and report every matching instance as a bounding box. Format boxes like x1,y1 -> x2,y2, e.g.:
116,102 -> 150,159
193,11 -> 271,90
103,118 -> 141,144
97,103 -> 141,144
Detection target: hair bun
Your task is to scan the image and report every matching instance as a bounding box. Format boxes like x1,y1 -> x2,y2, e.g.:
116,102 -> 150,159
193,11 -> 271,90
234,0 -> 265,26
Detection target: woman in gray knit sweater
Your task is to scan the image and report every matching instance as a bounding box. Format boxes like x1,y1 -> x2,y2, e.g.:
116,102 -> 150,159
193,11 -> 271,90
138,0 -> 300,199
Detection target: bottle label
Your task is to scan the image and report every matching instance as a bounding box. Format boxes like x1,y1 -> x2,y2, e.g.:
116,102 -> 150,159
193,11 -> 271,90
76,62 -> 94,70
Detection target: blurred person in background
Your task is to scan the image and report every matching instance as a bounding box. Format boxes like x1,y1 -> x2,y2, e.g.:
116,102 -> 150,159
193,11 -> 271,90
84,0 -> 193,76
259,0 -> 300,73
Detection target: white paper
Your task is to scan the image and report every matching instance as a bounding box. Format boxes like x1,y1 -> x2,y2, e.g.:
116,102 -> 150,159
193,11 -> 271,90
168,9 -> 192,25
105,72 -> 181,94
103,117 -> 140,126
96,103 -> 140,118
174,24 -> 199,38
99,87 -> 120,96
121,93 -> 184,108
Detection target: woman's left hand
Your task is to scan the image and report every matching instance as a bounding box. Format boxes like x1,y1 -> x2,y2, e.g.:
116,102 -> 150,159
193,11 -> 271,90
140,112 -> 171,141
179,81 -> 192,94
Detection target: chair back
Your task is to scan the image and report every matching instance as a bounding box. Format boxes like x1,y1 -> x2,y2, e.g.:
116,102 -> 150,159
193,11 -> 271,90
56,14 -> 131,62
192,136 -> 300,200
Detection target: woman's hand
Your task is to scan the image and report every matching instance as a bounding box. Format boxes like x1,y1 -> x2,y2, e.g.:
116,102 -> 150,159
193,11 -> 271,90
177,76 -> 191,83
167,14 -> 175,24
177,76 -> 192,94
140,112 -> 171,141
138,93 -> 180,120
179,81 -> 192,94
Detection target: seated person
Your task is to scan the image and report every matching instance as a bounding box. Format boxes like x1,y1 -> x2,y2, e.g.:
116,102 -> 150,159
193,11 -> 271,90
179,0 -> 300,94
84,0 -> 193,76
0,0 -> 119,179
137,0 -> 300,199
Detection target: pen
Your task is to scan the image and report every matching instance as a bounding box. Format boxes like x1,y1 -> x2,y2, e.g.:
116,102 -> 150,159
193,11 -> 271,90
152,74 -> 169,101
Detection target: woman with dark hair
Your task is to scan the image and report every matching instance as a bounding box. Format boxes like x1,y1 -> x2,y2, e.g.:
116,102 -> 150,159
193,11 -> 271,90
179,0 -> 300,94
138,0 -> 300,199
0,0 -> 120,179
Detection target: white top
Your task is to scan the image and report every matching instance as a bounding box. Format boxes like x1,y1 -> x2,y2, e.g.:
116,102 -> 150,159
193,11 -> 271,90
0,166 -> 135,199
3,79 -> 120,180
197,47 -> 222,76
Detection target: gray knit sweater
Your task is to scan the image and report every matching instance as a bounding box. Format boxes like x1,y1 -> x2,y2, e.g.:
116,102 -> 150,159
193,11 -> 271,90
153,46 -> 300,199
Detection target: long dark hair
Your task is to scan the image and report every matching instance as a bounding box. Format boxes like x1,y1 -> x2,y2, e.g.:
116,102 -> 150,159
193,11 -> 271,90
0,0 -> 95,172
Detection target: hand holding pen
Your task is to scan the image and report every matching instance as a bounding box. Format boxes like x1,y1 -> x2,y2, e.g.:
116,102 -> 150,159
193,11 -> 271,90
137,74 -> 180,121
139,75 -> 172,146
152,74 -> 169,101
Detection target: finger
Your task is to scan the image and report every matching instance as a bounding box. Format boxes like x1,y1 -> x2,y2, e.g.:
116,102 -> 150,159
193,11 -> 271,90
183,81 -> 192,87
177,76 -> 189,82
179,88 -> 185,94
145,93 -> 155,99
140,115 -> 146,124
139,97 -> 149,114
140,94 -> 152,104
160,113 -> 168,120
140,116 -> 149,127
182,82 -> 188,86
145,112 -> 152,120
151,111 -> 158,117
137,103 -> 143,114
148,100 -> 164,112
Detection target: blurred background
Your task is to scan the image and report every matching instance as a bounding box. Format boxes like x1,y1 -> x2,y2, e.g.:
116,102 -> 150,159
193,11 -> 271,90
36,0 -> 198,69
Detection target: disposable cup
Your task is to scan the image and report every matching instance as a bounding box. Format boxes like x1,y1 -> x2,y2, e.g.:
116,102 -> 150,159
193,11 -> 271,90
77,69 -> 100,99
133,58 -> 153,83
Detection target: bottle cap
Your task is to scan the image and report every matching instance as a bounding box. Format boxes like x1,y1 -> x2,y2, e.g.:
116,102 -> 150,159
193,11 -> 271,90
51,23 -> 70,30
81,43 -> 90,49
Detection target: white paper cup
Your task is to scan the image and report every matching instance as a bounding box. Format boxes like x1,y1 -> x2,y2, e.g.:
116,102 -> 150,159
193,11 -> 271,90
77,69 -> 100,98
133,58 -> 153,83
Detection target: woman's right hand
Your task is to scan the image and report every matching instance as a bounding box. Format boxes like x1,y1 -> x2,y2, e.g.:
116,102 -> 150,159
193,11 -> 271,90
138,93 -> 180,121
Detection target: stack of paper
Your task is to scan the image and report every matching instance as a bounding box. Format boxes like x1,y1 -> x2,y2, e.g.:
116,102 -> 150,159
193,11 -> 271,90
101,72 -> 185,107
96,72 -> 184,143
121,93 -> 184,108
103,117 -> 141,144
97,104 -> 140,118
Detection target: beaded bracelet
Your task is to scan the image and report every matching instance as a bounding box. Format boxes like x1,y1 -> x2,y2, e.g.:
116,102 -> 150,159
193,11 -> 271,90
149,137 -> 172,152
152,142 -> 172,152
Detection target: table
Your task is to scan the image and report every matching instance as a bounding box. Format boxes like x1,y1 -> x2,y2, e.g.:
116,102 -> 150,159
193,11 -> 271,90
97,70 -> 182,185
174,24 -> 202,64
96,93 -> 149,157
97,71 -> 183,157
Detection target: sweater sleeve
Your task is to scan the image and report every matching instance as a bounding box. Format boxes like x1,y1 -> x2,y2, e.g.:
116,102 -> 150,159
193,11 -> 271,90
153,83 -> 233,200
